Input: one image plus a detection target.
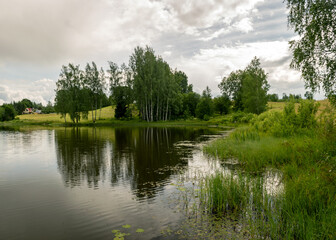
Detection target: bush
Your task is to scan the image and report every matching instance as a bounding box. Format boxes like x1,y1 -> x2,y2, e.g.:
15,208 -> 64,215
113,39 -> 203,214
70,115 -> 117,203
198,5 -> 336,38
0,104 -> 17,121
297,100 -> 319,128
252,100 -> 320,137
230,111 -> 256,124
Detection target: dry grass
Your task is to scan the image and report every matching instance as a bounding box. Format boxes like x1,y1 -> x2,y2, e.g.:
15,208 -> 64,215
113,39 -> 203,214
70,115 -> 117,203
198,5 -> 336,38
267,99 -> 331,115
18,106 -> 115,123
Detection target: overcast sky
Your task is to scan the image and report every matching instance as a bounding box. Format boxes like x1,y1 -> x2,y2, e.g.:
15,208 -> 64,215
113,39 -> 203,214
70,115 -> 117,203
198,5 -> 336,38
0,0 -> 325,105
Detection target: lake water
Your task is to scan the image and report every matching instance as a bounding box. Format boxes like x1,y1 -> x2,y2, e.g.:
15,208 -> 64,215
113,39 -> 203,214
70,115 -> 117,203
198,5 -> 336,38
0,126 -> 229,240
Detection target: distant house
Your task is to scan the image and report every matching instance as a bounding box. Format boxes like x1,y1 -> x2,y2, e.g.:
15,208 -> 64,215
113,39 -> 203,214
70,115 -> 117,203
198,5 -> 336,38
22,108 -> 34,114
35,109 -> 42,114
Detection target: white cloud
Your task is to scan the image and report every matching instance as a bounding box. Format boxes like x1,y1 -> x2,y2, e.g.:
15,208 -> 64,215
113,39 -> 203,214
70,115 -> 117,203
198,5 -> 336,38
0,0 -> 265,65
233,18 -> 254,33
0,79 -> 56,105
0,0 -> 318,103
175,41 -> 303,97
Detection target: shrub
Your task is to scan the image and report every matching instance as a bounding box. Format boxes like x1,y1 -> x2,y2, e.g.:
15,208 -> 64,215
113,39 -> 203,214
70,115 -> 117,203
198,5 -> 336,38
229,111 -> 256,124
0,104 -> 17,121
252,100 -> 320,137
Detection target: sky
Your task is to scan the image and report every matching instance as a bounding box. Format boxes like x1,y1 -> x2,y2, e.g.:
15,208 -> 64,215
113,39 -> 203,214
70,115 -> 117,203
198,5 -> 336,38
0,0 -> 325,105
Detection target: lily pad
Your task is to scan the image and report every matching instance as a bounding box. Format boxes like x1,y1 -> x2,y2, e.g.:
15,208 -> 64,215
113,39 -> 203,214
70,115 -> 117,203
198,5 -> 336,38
122,224 -> 131,229
136,228 -> 144,233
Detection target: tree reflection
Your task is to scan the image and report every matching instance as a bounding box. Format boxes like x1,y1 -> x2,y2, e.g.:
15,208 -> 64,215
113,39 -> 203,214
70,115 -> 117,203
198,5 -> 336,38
55,126 -> 216,200
55,127 -> 108,188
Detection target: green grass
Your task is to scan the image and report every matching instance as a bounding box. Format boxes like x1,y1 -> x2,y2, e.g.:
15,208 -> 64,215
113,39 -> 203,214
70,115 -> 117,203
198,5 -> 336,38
268,99 -> 331,115
17,106 -> 115,123
198,168 -> 336,239
201,101 -> 336,239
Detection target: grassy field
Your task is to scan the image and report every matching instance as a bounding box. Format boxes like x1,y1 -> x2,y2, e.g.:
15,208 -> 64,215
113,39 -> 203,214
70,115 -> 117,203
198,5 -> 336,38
17,106 -> 115,123
267,99 -> 331,115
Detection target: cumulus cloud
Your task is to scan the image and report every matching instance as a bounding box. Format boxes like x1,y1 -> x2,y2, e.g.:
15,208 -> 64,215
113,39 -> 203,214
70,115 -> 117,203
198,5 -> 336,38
0,0 -> 318,104
175,41 -> 304,97
0,0 -> 264,65
0,79 -> 55,105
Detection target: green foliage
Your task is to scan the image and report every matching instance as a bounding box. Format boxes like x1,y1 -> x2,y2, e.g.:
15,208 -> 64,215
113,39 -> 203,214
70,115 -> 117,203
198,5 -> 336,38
0,107 -> 4,121
84,61 -> 106,123
201,173 -> 249,214
267,93 -> 279,102
229,111 -> 256,124
55,63 -> 89,123
182,91 -> 200,118
196,87 -> 214,120
304,91 -> 314,100
241,57 -> 269,114
130,46 -> 186,121
42,101 -> 55,114
203,98 -> 336,239
0,104 -> 17,121
218,70 -> 244,111
252,100 -> 320,137
297,100 -> 319,128
174,70 -> 188,94
213,95 -> 231,115
219,57 -> 269,114
286,0 -> 336,101
108,62 -> 133,119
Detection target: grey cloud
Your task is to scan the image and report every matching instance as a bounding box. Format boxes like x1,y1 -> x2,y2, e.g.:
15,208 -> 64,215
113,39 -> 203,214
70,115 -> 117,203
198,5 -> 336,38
0,0 -> 311,104
261,55 -> 292,68
0,86 -> 10,103
0,0 -> 107,64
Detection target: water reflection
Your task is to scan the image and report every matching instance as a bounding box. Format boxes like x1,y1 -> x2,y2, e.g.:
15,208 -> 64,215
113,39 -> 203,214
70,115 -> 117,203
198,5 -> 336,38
55,127 -> 218,200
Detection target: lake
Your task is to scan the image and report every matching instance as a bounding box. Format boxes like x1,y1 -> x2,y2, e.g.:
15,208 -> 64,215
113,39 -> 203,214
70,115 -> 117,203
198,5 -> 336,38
0,126 -> 229,239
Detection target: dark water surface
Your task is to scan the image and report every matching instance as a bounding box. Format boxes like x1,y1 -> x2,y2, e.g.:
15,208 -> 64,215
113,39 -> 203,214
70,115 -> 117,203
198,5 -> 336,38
0,127 -> 227,240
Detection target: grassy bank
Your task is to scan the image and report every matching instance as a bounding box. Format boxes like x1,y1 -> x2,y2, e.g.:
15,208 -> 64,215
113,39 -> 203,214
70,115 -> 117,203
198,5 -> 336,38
0,105 -> 239,128
201,100 -> 336,239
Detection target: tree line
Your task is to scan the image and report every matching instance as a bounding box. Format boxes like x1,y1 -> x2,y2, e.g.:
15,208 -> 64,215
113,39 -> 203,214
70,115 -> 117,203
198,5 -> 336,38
54,46 -> 217,122
0,48 -> 318,123
0,99 -> 56,122
53,47 -> 278,123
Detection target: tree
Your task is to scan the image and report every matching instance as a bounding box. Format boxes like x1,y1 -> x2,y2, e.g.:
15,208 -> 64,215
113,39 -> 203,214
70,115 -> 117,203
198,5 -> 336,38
130,46 -> 183,121
182,91 -> 200,118
219,57 -> 269,114
304,91 -> 314,100
0,104 -> 16,121
196,86 -> 214,120
282,93 -> 289,101
108,62 -> 133,119
174,70 -> 188,94
213,95 -> 231,115
84,62 -> 106,123
286,0 -> 336,102
54,89 -> 71,123
218,70 -> 244,111
241,57 -> 270,114
55,63 -> 88,123
268,93 -> 279,102
42,101 -> 55,114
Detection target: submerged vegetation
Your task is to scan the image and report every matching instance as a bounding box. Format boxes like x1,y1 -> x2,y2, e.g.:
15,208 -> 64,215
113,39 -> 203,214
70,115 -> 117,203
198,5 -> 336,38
202,100 -> 336,239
